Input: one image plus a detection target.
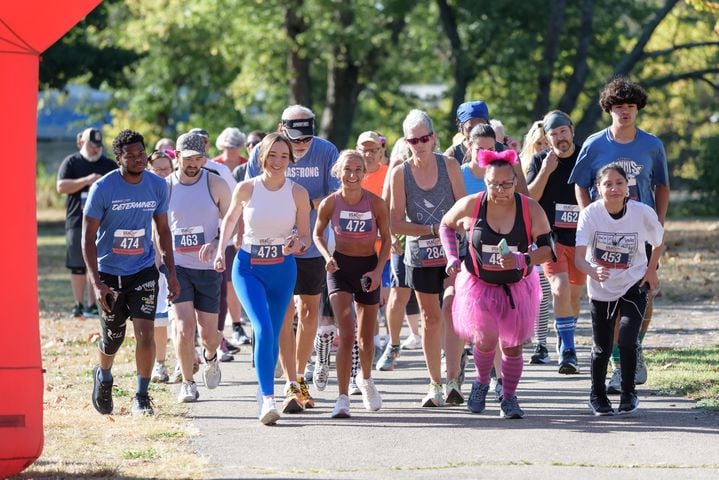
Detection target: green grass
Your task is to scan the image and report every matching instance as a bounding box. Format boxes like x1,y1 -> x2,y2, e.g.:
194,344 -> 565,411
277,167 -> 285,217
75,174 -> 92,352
646,347 -> 719,410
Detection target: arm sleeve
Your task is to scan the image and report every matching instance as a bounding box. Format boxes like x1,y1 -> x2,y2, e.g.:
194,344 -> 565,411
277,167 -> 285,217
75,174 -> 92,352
568,143 -> 591,188
642,204 -> 664,247
155,181 -> 169,215
57,157 -> 72,180
83,182 -> 104,219
652,138 -> 669,188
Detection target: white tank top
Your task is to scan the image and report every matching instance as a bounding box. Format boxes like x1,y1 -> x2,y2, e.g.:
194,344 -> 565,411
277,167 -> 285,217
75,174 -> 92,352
242,177 -> 297,252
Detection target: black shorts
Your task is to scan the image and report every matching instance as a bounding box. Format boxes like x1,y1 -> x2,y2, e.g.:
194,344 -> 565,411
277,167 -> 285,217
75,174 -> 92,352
327,252 -> 380,305
65,227 -> 86,271
175,265 -> 222,313
321,285 -> 334,318
99,266 -> 159,321
294,256 -> 326,296
406,264 -> 447,295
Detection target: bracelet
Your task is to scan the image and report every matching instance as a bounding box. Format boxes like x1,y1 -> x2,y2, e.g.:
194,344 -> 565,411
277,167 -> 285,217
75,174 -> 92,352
429,224 -> 435,236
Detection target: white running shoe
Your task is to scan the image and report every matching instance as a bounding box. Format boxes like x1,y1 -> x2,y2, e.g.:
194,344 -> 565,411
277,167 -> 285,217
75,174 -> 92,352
259,397 -> 280,425
203,350 -> 222,389
348,377 -> 361,396
400,333 -> 422,350
356,375 -> 382,411
421,382 -> 445,407
313,362 -> 330,391
332,394 -> 351,418
151,361 -> 169,383
177,381 -> 199,403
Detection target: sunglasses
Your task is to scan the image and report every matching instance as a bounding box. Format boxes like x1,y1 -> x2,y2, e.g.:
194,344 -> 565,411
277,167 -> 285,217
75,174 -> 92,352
290,136 -> 312,144
405,133 -> 433,145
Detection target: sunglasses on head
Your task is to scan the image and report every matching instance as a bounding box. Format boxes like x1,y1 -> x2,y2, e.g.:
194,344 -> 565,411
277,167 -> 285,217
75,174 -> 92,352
290,136 -> 312,144
405,133 -> 433,145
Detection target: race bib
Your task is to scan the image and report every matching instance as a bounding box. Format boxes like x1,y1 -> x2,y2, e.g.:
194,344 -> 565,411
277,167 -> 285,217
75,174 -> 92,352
338,210 -> 373,236
112,229 -> 145,255
593,232 -> 637,269
250,238 -> 285,265
554,203 -> 579,228
418,237 -> 446,267
481,243 -> 518,271
173,226 -> 205,253
628,176 -> 639,201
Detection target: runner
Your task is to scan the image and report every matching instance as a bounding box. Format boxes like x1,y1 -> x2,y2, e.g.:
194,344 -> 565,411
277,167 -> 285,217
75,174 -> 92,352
314,150 -> 390,417
83,129 -> 180,416
574,164 -> 663,415
215,133 -> 310,425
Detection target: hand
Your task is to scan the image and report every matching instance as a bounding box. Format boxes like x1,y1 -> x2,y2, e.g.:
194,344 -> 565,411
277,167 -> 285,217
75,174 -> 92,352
499,253 -> 518,270
445,259 -> 461,278
95,282 -> 116,313
640,268 -> 660,292
505,136 -> 521,152
214,254 -> 225,272
541,151 -> 559,175
283,235 -> 305,255
166,273 -> 180,302
199,242 -> 218,263
363,270 -> 381,292
325,257 -> 339,273
591,266 -> 610,282
86,173 -> 102,186
379,287 -> 388,308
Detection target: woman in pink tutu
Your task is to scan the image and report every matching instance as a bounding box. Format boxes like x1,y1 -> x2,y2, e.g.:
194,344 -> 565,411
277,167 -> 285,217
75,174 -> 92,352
439,149 -> 552,418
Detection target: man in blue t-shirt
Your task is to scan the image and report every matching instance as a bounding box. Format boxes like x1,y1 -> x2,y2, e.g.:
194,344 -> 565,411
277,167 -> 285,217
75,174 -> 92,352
83,129 -> 180,417
246,105 -> 339,412
569,77 -> 669,393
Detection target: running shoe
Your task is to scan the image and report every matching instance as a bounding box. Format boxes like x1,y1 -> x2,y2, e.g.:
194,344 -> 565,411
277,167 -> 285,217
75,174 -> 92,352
635,344 -> 647,385
444,379 -> 464,406
607,367 -> 622,394
530,344 -> 551,365
376,344 -> 400,371
202,349 -> 222,389
305,361 -> 315,383
356,375 -> 382,411
298,377 -> 315,408
589,394 -> 614,416
313,361 -> 330,392
274,359 -> 283,378
72,302 -> 84,319
132,393 -> 154,416
618,391 -> 639,415
421,383 -> 445,407
232,324 -> 251,345
332,394 -> 351,418
84,303 -> 100,318
217,340 -> 234,362
91,365 -> 113,415
282,383 -> 304,414
171,364 -> 183,384
493,378 -> 504,402
177,381 -> 199,403
500,394 -> 524,419
400,333 -> 422,350
259,398 -> 280,425
558,348 -> 580,375
151,361 -> 170,383
349,377 -> 361,396
467,381 -> 489,413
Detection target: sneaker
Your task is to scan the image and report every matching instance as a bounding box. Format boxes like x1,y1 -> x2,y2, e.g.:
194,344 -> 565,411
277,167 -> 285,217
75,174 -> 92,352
618,392 -> 639,415
132,393 -> 154,416
376,344 -> 400,371
84,303 -> 100,318
332,394 -> 351,418
91,365 -> 113,415
635,344 -> 647,385
493,378 -> 504,402
400,333 -> 422,350
282,382 -> 305,414
259,398 -> 280,425
555,332 -> 563,356
500,394 -> 524,419
444,379 -> 464,405
607,367 -> 622,394
349,377 -> 361,396
298,377 -> 315,408
530,344 -> 551,365
172,364 -> 183,384
558,348 -> 580,375
202,350 -> 222,389
305,361 -> 315,383
421,383 -> 445,407
232,325 -> 251,345
177,381 -> 199,403
467,381 -> 490,413
356,375 -> 382,411
458,348 -> 469,387
151,361 -> 170,383
589,394 -> 614,416
217,340 -> 234,362
313,361 -> 330,392
72,302 -> 84,319
274,359 -> 283,378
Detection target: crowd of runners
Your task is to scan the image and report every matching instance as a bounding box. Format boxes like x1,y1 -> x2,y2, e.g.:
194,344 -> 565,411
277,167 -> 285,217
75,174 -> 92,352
56,76 -> 668,424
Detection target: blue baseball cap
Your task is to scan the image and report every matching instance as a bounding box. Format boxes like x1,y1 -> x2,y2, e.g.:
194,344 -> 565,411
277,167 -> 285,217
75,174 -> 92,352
456,101 -> 489,124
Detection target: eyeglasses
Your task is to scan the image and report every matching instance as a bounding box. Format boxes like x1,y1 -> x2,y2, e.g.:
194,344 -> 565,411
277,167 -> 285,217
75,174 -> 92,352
405,133 -> 433,145
290,136 -> 312,144
486,179 -> 516,190
357,147 -> 381,155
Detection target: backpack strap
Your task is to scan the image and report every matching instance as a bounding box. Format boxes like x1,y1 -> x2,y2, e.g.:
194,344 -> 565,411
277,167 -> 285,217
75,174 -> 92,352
520,193 -> 532,276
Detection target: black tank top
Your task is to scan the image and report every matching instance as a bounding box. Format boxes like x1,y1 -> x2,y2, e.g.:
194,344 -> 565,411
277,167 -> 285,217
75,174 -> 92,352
464,192 -> 533,284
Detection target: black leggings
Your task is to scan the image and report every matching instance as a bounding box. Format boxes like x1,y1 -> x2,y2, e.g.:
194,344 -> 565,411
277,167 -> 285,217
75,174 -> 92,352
590,282 -> 647,396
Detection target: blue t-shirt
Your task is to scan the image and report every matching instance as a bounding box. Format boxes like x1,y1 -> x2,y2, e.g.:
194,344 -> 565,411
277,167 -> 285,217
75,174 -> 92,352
245,136 -> 340,258
84,170 -> 169,276
569,128 -> 668,209
460,164 -> 487,195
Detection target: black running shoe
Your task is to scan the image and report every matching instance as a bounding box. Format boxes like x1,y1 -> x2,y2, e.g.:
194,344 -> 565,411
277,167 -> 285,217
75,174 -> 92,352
72,302 -> 84,318
530,344 -> 550,365
132,393 -> 155,416
618,392 -> 639,415
589,394 -> 614,416
92,365 -> 113,415
558,348 -> 580,374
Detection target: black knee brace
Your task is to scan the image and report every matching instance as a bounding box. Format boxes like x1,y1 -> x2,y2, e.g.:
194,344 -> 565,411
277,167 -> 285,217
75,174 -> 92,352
99,312 -> 127,355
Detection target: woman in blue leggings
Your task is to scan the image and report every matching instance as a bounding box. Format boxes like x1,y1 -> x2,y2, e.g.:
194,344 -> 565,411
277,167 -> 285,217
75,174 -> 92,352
215,133 -> 310,425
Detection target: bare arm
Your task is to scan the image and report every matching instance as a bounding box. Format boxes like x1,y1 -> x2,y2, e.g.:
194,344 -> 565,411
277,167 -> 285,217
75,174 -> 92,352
526,200 -> 552,265
527,152 -> 558,201
575,185 -> 592,209
313,196 -> 335,264
82,216 -> 112,311
574,245 -> 609,282
654,184 -> 669,225
291,184 -> 311,255
57,174 -> 101,195
153,212 -> 180,302
214,181 -> 252,271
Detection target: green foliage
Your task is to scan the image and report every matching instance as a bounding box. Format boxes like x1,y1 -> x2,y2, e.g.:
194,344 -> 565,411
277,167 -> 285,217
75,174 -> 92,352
646,347 -> 719,408
36,164 -> 63,210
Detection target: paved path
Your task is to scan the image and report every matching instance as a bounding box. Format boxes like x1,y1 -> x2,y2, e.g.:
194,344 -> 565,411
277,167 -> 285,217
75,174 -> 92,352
189,303 -> 719,479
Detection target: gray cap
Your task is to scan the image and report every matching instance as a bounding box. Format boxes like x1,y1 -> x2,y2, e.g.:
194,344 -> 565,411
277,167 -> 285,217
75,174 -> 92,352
176,133 -> 206,157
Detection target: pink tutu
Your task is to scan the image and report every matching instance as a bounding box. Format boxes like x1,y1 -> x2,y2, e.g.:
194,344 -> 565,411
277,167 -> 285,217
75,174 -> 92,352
452,267 -> 541,349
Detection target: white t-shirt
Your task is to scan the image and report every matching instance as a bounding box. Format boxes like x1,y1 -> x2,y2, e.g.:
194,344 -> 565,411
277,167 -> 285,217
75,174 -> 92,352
205,158 -> 238,192
575,200 -> 663,302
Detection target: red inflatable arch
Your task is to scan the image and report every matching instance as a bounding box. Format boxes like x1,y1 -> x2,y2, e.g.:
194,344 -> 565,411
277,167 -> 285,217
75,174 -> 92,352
0,1 -> 102,477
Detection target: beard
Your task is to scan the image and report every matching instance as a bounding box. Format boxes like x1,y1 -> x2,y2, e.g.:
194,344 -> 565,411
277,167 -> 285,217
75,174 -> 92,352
80,145 -> 102,162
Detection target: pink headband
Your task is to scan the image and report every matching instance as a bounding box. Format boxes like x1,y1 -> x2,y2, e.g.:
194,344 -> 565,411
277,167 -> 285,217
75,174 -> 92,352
476,149 -> 518,168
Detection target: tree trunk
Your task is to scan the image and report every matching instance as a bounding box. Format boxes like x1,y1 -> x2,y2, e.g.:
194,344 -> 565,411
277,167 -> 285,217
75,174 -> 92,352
284,0 -> 312,108
557,0 -> 595,116
532,0 -> 566,120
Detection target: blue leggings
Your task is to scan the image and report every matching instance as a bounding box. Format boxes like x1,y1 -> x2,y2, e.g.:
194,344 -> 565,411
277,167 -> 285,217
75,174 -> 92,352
232,249 -> 297,396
